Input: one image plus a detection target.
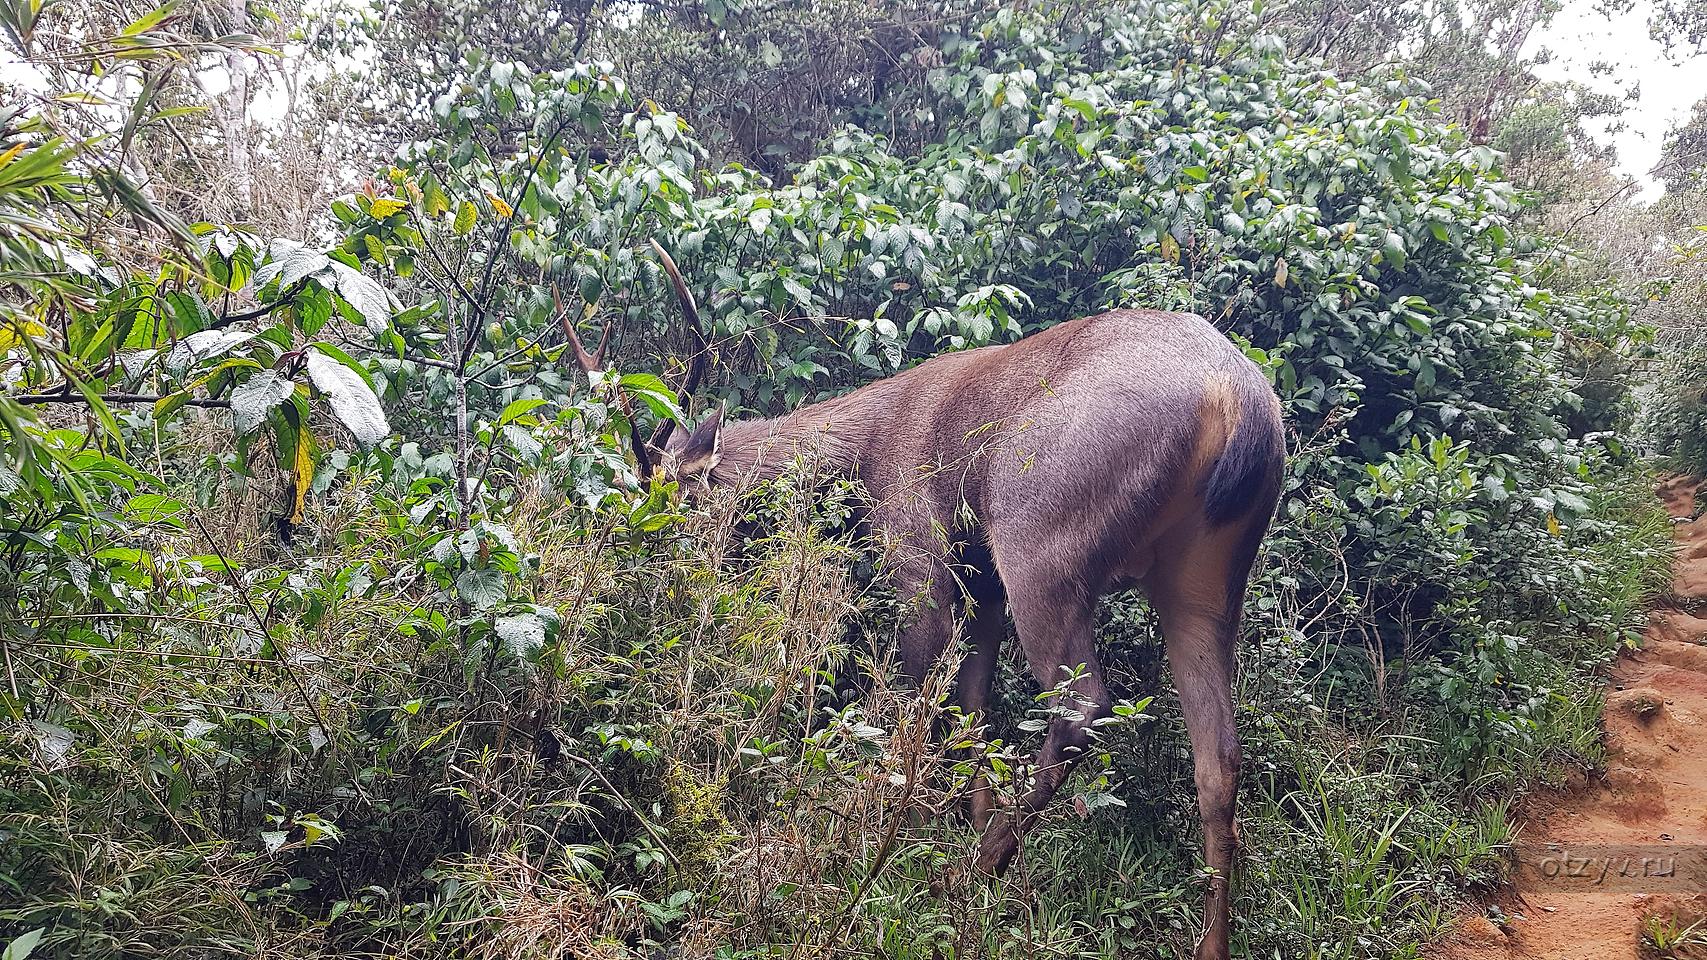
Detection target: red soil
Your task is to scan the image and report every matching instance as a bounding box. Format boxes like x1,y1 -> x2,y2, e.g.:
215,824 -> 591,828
1432,476 -> 1707,960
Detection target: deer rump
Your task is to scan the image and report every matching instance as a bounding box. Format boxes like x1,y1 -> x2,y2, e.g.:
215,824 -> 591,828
570,265 -> 1282,960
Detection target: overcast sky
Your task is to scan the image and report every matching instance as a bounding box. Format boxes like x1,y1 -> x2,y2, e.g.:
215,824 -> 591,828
1530,0 -> 1707,198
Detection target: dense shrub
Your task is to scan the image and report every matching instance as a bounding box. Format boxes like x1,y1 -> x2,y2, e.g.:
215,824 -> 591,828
1640,223 -> 1707,476
0,2 -> 1675,958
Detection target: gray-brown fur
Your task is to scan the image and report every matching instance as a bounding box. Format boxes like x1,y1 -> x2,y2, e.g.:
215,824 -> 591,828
657,308 -> 1283,960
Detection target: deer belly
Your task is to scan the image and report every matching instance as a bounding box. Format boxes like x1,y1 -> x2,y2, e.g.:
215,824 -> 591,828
1111,543 -> 1156,590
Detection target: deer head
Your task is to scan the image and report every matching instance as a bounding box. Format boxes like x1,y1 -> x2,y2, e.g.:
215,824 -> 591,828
560,238 -> 712,481
658,401 -> 723,482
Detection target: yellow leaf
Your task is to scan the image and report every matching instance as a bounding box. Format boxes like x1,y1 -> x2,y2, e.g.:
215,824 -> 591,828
1274,256 -> 1289,288
0,142 -> 25,169
486,192 -> 513,218
0,318 -> 49,351
1546,511 -> 1560,537
423,180 -> 449,218
1160,233 -> 1180,264
290,431 -> 313,525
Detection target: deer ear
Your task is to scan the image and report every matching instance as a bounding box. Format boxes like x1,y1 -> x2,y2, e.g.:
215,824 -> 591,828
671,405 -> 722,480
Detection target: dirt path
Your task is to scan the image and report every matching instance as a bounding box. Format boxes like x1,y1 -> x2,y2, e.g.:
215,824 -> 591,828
1435,476 -> 1707,959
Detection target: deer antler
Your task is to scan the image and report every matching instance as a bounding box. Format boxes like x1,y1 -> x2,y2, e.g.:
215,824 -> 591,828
646,238 -> 709,452
556,285 -> 657,480
556,286 -> 611,375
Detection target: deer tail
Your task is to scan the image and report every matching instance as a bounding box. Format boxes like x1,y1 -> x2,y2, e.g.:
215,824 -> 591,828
1202,384 -> 1283,527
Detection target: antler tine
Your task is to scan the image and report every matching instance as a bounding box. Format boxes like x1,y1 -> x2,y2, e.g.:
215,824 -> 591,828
559,295 -> 613,376
646,238 -> 710,451
627,417 -> 656,480
555,283 -> 655,479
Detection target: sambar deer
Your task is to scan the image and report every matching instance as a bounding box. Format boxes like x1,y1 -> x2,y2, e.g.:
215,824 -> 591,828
571,242 -> 1284,960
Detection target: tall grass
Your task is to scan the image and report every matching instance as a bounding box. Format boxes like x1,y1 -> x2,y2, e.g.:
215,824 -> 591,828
1,456 -> 1677,959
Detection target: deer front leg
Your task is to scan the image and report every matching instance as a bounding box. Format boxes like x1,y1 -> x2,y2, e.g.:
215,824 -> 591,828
957,571 -> 1008,828
889,552 -> 959,685
869,492 -> 962,685
973,572 -> 1108,874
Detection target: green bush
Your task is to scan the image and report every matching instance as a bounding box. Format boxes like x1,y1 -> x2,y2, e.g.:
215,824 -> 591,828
0,1 -> 1676,958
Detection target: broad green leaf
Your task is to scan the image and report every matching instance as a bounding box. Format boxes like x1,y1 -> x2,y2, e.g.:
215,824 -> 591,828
125,492 -> 189,525
495,612 -> 546,659
255,238 -> 330,290
1382,232 -> 1408,269
962,309 -> 994,343
231,369 -> 296,435
304,347 -> 390,444
619,373 -> 684,423
498,397 -> 549,425
307,341 -> 375,389
153,391 -> 190,420
324,261 -> 395,333
164,328 -> 255,377
457,567 -> 507,610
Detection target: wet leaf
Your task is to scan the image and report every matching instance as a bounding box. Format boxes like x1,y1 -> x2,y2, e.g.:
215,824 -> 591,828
305,348 -> 390,444
231,369 -> 295,435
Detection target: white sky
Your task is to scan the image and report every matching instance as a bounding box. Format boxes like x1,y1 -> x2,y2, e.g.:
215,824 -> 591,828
1530,0 -> 1707,198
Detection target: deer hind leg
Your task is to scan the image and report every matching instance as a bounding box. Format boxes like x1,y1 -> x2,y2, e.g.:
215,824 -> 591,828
973,565 -> 1108,874
1148,523 -> 1263,960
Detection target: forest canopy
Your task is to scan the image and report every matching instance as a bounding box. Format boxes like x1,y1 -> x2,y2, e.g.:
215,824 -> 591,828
1,0 -> 1703,957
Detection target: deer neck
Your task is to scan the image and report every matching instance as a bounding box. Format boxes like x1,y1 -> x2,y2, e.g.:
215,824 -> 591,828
708,389 -> 881,488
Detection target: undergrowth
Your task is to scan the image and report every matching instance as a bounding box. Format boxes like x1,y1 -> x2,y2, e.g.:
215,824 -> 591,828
1,441 -> 1672,959
0,2 -> 1681,957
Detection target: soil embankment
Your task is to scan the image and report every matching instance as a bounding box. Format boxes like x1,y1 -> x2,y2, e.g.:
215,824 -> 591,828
1437,476 -> 1707,959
